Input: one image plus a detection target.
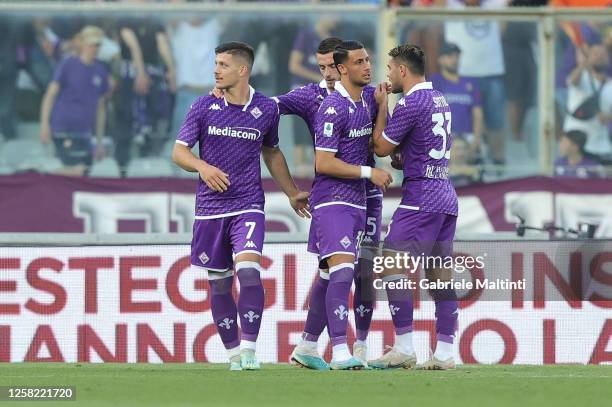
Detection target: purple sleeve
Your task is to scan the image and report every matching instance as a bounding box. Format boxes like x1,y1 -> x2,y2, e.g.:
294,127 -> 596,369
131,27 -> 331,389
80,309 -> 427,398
176,98 -> 205,148
263,108 -> 280,148
314,98 -> 347,153
52,58 -> 69,85
382,100 -> 414,146
273,86 -> 310,117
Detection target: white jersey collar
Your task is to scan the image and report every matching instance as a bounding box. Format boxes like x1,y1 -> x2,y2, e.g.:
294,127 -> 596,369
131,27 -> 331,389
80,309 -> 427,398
405,81 -> 433,97
223,85 -> 256,112
335,81 -> 365,108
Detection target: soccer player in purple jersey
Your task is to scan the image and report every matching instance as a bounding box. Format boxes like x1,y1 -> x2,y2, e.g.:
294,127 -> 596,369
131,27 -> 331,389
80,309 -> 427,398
307,40 -> 393,370
370,44 -> 459,370
269,38 -> 384,369
172,42 -> 309,371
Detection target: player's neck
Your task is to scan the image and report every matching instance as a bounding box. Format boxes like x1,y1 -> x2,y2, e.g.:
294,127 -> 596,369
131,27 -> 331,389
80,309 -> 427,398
402,77 -> 426,95
340,78 -> 363,102
224,82 -> 251,106
441,69 -> 459,83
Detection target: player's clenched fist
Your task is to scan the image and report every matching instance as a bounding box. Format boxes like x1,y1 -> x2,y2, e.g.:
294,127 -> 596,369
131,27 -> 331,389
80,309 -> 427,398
198,163 -> 230,192
370,168 -> 393,191
390,146 -> 403,170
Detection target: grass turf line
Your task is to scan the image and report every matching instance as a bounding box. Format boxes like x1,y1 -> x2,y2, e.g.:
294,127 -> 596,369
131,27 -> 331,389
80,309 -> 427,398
0,363 -> 611,407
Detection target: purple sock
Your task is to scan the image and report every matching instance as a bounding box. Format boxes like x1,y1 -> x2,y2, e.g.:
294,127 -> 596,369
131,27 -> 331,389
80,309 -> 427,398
303,270 -> 329,341
209,274 -> 239,349
236,263 -> 265,343
432,288 -> 458,343
384,275 -> 414,335
353,264 -> 374,341
326,264 -> 355,344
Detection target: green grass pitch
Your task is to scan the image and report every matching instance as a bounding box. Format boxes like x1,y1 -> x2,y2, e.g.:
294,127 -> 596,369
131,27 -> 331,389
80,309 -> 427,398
0,363 -> 611,407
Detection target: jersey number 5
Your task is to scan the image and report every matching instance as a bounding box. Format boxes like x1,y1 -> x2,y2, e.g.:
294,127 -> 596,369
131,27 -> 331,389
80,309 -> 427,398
429,112 -> 452,160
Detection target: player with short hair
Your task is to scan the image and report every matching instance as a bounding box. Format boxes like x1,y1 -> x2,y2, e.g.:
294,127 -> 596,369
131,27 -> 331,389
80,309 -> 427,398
172,41 -> 309,371
308,40 -> 393,370
371,44 -> 459,370
268,37 -> 384,370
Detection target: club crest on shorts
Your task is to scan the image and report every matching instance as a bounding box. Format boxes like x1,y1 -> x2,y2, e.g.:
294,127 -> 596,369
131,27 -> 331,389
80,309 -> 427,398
198,251 -> 209,264
250,106 -> 262,119
340,236 -> 352,249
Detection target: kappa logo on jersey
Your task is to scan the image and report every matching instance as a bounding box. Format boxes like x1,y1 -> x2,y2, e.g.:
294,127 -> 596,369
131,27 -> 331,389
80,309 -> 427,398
397,98 -> 406,106
209,103 -> 222,111
323,122 -> 334,137
244,240 -> 257,249
340,236 -> 352,249
324,106 -> 337,115
349,107 -> 354,114
250,106 -> 262,119
198,251 -> 209,264
92,75 -> 102,87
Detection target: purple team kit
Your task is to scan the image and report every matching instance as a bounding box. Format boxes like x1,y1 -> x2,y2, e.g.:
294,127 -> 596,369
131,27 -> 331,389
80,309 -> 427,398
274,81 -> 383,246
176,86 -> 279,272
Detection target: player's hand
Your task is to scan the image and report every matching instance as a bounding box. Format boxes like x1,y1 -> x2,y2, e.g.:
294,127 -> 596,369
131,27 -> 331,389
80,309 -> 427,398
289,191 -> 311,218
134,72 -> 151,95
40,123 -> 51,144
198,163 -> 230,192
374,82 -> 390,105
370,168 -> 393,191
390,147 -> 403,170
210,87 -> 224,99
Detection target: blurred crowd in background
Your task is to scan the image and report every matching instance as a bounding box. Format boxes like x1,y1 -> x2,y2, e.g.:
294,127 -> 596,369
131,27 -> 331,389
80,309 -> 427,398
0,0 -> 611,185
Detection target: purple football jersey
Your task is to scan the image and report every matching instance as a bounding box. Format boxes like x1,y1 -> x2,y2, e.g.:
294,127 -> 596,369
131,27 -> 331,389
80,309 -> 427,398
311,82 -> 376,209
382,82 -> 458,216
273,80 -> 330,140
50,56 -> 109,133
274,82 -> 382,197
430,73 -> 481,136
176,87 -> 280,217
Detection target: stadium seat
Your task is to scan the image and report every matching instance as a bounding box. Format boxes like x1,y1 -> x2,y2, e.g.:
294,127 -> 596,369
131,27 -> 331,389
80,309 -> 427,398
15,155 -> 63,173
126,157 -> 175,177
0,139 -> 50,169
90,157 -> 121,178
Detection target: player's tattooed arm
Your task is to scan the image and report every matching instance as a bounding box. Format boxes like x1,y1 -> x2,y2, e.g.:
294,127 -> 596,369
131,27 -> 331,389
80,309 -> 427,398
262,146 -> 310,218
172,144 -> 230,192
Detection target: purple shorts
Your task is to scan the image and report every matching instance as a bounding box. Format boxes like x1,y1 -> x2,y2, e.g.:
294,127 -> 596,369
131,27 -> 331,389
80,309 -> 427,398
307,204 -> 366,263
384,208 -> 457,257
365,196 -> 383,244
191,211 -> 265,272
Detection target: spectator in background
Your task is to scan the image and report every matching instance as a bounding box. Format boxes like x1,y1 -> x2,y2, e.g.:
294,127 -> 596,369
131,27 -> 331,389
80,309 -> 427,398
431,42 -> 483,161
0,17 -> 25,140
114,5 -> 176,176
555,130 -> 602,178
40,26 -> 110,176
504,0 -> 542,144
288,19 -> 336,176
564,43 -> 612,159
444,0 -> 507,166
449,136 -> 482,187
167,14 -> 221,138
